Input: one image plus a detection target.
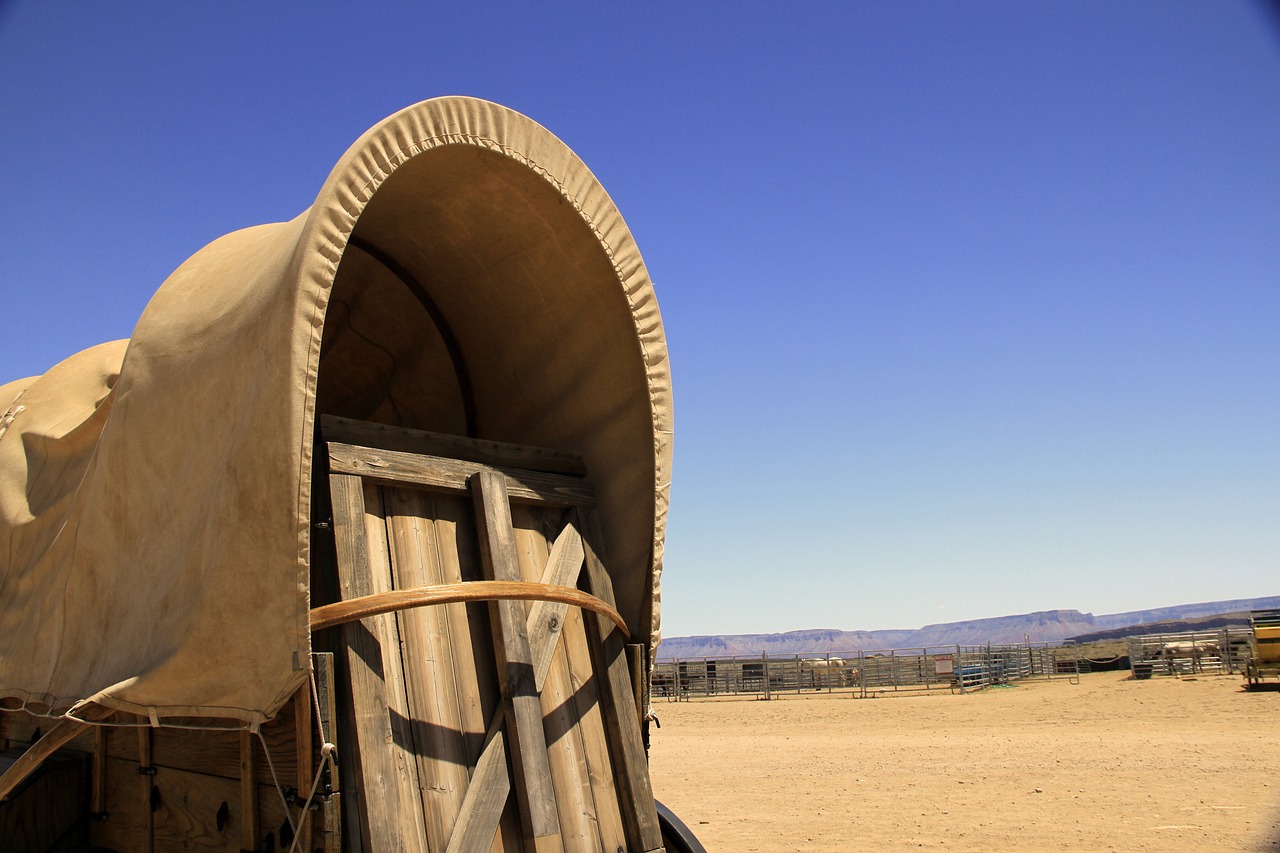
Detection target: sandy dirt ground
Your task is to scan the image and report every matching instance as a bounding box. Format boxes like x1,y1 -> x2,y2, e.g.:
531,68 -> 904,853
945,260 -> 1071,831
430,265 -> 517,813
647,671 -> 1280,852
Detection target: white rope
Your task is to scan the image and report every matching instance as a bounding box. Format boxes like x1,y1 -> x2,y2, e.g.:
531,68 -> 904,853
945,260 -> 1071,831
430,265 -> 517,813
287,671 -> 338,853
288,741 -> 337,853
256,728 -> 300,838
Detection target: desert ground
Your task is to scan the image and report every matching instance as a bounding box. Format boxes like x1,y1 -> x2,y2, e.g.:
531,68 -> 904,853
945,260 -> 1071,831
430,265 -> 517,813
647,671 -> 1280,852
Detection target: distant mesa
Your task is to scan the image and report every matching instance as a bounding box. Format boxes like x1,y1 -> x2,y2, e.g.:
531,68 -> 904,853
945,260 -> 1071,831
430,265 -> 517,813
655,595 -> 1280,660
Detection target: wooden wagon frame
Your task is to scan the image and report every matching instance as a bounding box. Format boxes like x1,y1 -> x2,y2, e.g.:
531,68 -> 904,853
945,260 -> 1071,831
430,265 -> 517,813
0,97 -> 701,852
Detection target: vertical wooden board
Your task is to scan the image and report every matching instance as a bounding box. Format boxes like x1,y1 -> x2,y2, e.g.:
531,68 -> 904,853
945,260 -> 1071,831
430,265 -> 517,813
436,493 -> 503,730
512,508 -> 599,853
577,508 -> 664,852
328,472 -> 420,853
294,683 -> 313,852
238,732 -> 259,851
363,483 -> 430,852
89,756 -> 149,851
385,486 -> 473,847
92,726 -> 108,815
436,493 -> 520,852
559,605 -> 628,853
429,491 -> 496,747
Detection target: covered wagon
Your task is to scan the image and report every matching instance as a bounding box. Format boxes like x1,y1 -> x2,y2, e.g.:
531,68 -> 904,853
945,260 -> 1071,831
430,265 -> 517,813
0,97 -> 701,852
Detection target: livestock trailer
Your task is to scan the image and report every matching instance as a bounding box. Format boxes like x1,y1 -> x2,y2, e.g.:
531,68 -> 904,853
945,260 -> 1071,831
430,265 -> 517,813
0,97 -> 701,852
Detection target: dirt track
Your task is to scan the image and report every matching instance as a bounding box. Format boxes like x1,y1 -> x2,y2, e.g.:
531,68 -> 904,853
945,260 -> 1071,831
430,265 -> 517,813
647,671 -> 1280,851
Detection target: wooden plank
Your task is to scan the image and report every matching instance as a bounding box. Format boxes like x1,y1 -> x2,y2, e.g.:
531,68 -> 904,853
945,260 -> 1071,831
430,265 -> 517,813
513,509 -> 599,853
90,756 -> 149,851
577,507 -> 664,852
112,713 -> 297,788
471,472 -> 563,852
444,720 -> 511,853
385,487 -> 474,847
559,605 -> 628,852
329,442 -> 595,507
139,727 -> 154,853
92,726 -> 108,816
147,765 -> 292,851
294,682 -> 313,852
312,652 -> 343,853
322,415 -> 587,477
327,472 -> 414,853
526,519 -> 586,692
360,482 -> 430,852
313,652 -> 340,794
239,731 -> 259,851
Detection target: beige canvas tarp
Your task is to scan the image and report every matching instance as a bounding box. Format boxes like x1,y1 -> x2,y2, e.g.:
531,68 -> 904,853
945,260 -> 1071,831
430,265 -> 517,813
0,96 -> 672,727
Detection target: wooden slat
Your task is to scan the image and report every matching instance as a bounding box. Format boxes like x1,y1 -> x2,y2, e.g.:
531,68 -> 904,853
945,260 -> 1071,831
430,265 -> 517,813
386,487 -> 474,847
577,507 -> 664,852
313,652 -> 343,853
322,415 -> 587,477
329,442 -> 595,507
513,510 -> 599,853
361,482 -> 430,852
147,766 -> 290,851
313,652 -> 340,794
559,605 -> 628,851
444,719 -> 511,853
328,472 -> 421,853
471,472 -> 564,852
91,756 -> 149,850
92,726 -> 108,816
139,727 -> 154,853
239,731 -> 259,850
294,682 -> 313,852
526,520 -> 586,692
110,712 -> 297,788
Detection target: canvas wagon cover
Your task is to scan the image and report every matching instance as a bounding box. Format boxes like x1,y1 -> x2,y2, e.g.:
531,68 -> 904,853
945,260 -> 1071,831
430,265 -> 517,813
0,97 -> 672,726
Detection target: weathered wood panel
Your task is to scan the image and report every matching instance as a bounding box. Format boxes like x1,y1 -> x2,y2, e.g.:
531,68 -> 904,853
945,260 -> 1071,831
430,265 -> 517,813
322,415 -> 587,477
329,442 -> 595,507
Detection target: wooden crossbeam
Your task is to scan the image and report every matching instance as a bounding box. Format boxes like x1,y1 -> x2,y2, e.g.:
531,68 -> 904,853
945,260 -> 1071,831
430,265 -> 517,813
322,416 -> 587,477
329,443 -> 595,508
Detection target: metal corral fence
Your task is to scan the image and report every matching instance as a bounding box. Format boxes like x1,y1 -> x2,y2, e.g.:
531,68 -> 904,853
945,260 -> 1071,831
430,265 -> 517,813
652,643 -> 1081,701
1127,628 -> 1253,679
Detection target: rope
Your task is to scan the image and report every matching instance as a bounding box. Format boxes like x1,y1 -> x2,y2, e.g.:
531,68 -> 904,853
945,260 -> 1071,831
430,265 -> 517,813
256,729 -> 299,839
288,669 -> 339,853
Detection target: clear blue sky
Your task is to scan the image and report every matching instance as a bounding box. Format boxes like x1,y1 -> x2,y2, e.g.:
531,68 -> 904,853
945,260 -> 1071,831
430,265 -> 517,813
2,2 -> 1277,638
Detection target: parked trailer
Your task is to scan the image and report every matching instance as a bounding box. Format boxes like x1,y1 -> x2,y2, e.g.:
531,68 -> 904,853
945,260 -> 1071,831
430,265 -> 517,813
1245,610 -> 1280,689
0,98 -> 700,852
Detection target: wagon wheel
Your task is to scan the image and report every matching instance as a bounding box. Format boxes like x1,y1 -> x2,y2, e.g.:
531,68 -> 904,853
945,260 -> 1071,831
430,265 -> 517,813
656,799 -> 710,853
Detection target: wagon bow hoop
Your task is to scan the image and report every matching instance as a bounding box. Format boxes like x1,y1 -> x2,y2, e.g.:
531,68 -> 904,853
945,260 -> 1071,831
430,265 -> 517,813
308,579 -> 630,639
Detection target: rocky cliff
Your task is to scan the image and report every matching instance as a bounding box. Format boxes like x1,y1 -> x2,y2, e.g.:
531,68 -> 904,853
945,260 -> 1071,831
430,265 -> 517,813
656,595 -> 1280,660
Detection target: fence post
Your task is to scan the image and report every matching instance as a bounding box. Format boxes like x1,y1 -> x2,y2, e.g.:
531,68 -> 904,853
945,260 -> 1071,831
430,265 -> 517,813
956,645 -> 965,694
763,652 -> 770,701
